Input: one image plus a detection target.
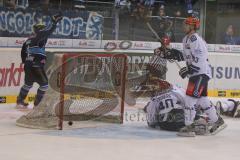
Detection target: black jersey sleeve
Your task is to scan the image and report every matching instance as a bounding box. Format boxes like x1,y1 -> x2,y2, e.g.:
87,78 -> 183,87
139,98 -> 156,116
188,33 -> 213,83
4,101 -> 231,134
36,13 -> 62,38
21,42 -> 27,63
36,22 -> 57,39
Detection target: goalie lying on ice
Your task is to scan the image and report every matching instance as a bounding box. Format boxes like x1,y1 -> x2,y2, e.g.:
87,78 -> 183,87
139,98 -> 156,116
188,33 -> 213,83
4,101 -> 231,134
143,80 -> 238,135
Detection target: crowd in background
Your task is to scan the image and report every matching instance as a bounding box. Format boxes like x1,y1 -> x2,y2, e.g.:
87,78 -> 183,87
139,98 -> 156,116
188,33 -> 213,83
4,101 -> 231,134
222,24 -> 240,45
0,0 -> 186,42
0,0 -> 240,45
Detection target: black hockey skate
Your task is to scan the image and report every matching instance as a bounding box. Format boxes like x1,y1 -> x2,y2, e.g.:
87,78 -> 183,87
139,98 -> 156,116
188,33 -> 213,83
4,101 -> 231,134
209,117 -> 227,135
15,101 -> 29,110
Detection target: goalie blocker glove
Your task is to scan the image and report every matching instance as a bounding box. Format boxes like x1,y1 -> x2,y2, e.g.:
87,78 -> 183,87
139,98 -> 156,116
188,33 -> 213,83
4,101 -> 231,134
179,64 -> 200,79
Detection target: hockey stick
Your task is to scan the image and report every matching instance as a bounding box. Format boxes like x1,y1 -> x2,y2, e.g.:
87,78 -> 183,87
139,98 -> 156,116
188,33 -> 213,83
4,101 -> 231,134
146,22 -> 182,69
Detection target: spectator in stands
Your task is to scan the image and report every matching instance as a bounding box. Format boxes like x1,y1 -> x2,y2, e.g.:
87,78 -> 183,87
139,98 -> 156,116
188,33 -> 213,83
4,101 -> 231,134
131,2 -> 150,20
223,25 -> 240,45
156,5 -> 166,34
158,4 -> 165,17
4,0 -> 16,8
115,0 -> 131,15
27,0 -> 49,10
73,0 -> 85,9
175,9 -> 182,17
129,2 -> 155,41
0,0 -> 3,6
173,9 -> 185,42
16,0 -> 29,9
156,5 -> 175,42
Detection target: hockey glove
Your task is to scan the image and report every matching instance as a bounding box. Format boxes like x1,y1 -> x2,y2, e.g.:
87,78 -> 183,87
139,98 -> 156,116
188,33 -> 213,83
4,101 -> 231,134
155,47 -> 184,62
179,67 -> 188,79
52,13 -> 63,24
165,49 -> 184,61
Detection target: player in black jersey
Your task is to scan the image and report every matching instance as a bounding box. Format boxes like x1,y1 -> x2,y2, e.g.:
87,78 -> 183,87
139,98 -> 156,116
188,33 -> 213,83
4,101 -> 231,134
16,13 -> 62,109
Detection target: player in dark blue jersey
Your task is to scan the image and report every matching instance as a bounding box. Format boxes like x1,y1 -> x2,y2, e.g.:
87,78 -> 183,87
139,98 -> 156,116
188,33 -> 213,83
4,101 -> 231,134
16,14 -> 62,109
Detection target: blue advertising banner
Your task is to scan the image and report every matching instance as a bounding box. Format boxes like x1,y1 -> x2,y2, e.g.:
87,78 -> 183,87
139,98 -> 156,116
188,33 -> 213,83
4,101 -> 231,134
0,8 -> 104,40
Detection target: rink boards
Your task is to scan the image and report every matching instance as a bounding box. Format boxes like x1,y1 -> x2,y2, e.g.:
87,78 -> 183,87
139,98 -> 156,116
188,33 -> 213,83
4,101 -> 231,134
0,43 -> 240,104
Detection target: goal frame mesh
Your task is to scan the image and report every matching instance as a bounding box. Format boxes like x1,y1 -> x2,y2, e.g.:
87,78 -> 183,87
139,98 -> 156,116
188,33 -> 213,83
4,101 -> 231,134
16,53 -> 128,130
58,53 -> 128,130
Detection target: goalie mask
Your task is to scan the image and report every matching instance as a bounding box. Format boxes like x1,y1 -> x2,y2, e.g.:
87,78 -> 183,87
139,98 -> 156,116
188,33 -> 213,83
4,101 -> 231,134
162,36 -> 171,46
33,23 -> 46,33
157,79 -> 172,91
151,79 -> 172,93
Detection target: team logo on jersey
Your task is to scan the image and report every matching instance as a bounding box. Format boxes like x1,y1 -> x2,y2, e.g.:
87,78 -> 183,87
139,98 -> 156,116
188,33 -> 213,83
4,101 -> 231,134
190,35 -> 197,42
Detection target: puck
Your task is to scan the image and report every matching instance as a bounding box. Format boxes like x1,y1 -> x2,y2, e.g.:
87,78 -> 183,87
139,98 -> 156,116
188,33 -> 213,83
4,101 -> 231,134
68,121 -> 73,126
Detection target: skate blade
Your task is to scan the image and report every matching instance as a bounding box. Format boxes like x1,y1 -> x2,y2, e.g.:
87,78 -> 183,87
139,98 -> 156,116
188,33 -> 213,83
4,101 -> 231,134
177,132 -> 196,137
15,105 -> 31,112
16,108 -> 32,113
210,124 -> 227,135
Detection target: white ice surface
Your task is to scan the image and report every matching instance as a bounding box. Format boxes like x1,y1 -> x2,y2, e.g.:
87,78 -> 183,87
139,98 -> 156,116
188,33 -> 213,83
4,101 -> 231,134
0,98 -> 240,160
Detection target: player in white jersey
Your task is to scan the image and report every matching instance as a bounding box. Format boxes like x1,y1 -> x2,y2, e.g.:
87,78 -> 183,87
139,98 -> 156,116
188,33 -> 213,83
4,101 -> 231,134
154,16 -> 226,136
215,99 -> 240,118
144,80 -> 186,131
178,16 -> 224,137
144,79 -> 240,135
144,79 -> 211,135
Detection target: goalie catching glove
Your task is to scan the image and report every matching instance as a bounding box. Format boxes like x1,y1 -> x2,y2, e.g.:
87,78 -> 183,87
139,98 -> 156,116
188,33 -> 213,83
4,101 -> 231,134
51,13 -> 63,24
179,64 -> 200,79
154,47 -> 184,62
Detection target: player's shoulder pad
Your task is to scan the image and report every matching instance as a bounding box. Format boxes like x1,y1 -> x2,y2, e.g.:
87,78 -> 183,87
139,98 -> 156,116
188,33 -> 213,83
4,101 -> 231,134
190,35 -> 197,42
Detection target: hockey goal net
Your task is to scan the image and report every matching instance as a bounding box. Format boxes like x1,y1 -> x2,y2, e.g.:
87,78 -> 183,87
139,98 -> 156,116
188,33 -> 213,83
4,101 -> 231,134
16,53 -> 128,130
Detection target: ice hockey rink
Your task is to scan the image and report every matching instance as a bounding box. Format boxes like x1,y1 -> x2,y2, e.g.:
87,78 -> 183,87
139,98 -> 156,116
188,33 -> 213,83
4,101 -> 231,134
0,98 -> 240,160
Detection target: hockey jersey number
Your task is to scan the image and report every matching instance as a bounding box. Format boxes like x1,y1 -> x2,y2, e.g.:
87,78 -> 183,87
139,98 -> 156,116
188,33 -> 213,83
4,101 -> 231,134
158,99 -> 174,111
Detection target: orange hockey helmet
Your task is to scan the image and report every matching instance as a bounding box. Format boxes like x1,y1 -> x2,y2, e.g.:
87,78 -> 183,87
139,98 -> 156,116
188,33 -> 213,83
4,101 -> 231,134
184,16 -> 200,30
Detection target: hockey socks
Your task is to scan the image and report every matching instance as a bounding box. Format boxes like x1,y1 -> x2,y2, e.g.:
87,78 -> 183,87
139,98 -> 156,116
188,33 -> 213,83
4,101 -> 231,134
34,85 -> 48,106
17,84 -> 32,104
